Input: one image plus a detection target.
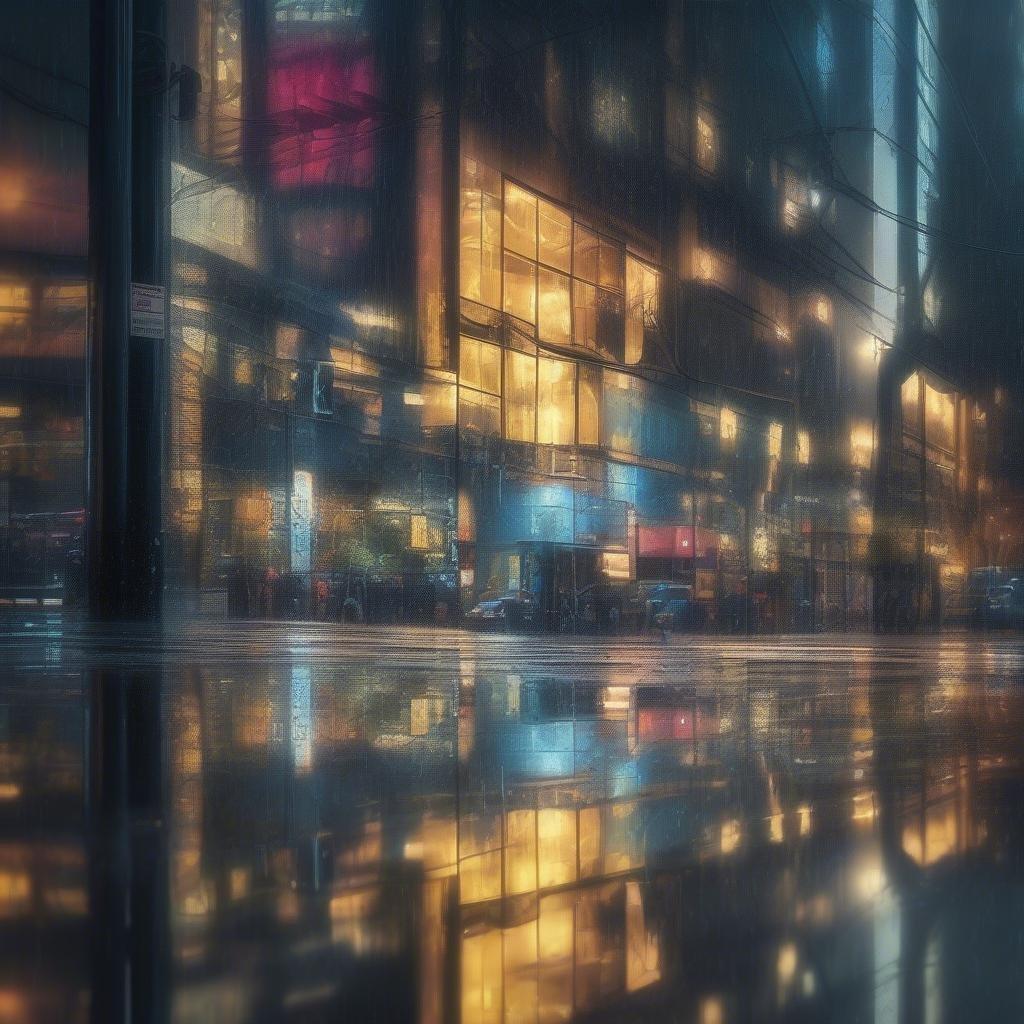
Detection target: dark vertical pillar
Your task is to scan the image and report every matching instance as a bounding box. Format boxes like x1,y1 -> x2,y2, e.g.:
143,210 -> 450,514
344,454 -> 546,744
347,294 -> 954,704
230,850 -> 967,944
872,0 -> 919,631
89,667 -> 167,1024
88,671 -> 131,1024
88,0 -> 166,621
127,0 -> 167,620
87,0 -> 133,620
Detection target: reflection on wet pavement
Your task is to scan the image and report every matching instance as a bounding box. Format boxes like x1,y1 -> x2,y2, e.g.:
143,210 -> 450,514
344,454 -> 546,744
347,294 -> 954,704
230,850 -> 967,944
2,624 -> 1024,1022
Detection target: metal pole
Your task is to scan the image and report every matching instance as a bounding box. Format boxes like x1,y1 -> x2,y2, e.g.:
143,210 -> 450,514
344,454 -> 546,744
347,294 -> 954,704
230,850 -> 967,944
872,0 -> 920,632
87,0 -> 133,620
126,0 -> 167,621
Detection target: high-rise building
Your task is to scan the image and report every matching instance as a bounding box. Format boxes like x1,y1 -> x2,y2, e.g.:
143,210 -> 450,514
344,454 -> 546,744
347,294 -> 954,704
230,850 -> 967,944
0,0 -> 1018,629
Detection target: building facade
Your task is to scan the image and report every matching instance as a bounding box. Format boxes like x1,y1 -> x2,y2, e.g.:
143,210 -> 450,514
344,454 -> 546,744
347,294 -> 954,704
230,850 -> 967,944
0,0 -> 1018,627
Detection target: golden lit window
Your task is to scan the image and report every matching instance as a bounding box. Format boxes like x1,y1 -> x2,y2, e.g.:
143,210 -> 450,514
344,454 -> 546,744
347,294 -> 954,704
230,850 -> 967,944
695,110 -> 718,174
720,407 -> 737,442
901,373 -> 921,434
197,0 -> 242,162
598,237 -> 624,292
502,251 -> 536,324
459,388 -> 500,436
504,809 -> 537,895
809,293 -> 832,326
573,279 -> 597,351
538,200 -> 571,272
459,336 -> 500,436
410,514 -> 429,550
797,429 -> 810,464
0,280 -> 30,331
537,357 -> 575,445
693,247 -> 730,289
538,267 -> 571,347
232,350 -> 254,386
925,383 -> 956,453
504,350 -> 536,442
625,256 -> 659,364
460,159 -> 501,308
573,223 -> 599,283
503,182 -> 537,259
537,809 -> 576,887
459,336 -> 501,395
420,379 -> 456,427
578,364 -> 601,445
768,421 -> 783,460
850,421 -> 874,469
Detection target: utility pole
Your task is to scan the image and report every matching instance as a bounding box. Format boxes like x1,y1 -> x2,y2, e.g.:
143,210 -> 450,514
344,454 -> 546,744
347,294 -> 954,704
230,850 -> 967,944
126,0 -> 167,620
87,0 -> 165,622
87,2 -> 168,1022
87,0 -> 132,621
872,0 -> 920,631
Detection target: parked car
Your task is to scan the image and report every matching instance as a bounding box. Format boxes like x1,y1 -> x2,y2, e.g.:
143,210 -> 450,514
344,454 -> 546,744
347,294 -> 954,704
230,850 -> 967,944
465,590 -> 540,630
985,580 -> 1024,629
654,593 -> 698,632
642,583 -> 694,628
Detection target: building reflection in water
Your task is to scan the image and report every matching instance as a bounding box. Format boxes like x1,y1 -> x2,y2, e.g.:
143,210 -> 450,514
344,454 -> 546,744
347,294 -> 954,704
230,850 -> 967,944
1,639 -> 1024,1021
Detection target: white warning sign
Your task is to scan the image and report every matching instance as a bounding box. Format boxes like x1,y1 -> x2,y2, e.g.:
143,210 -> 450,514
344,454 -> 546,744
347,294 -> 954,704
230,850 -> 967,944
131,282 -> 165,339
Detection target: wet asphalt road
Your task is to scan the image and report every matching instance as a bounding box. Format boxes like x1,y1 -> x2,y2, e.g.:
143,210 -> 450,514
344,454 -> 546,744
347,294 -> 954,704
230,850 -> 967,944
2,621 -> 1023,1023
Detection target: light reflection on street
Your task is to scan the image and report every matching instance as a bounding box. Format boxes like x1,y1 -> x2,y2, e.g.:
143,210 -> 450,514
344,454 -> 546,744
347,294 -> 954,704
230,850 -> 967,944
0,626 -> 1023,1022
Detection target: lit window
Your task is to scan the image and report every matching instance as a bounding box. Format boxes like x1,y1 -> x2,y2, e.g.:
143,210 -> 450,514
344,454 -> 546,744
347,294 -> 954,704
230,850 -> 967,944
537,357 -> 575,445
693,247 -> 730,289
812,294 -> 832,326
459,336 -> 501,395
573,224 -> 599,283
720,407 -> 737,442
768,421 -> 783,460
538,267 -> 571,347
459,388 -> 499,436
459,159 -> 501,308
503,182 -> 537,259
573,279 -> 597,351
538,200 -> 571,272
421,380 -> 456,427
783,170 -> 811,231
797,429 -> 810,464
578,364 -> 601,445
197,0 -> 242,162
503,251 -> 536,324
925,383 -> 956,453
696,110 -> 718,174
410,514 -> 429,550
850,422 -> 874,469
537,808 -> 576,888
459,336 -> 500,437
598,237 -> 624,292
504,350 -> 536,442
625,256 -> 659,364
902,373 -> 921,434
0,280 -> 30,331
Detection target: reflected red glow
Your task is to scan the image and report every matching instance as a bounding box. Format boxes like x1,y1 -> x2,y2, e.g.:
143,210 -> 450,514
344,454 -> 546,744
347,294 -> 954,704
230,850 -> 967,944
638,706 -> 719,742
267,41 -> 379,189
